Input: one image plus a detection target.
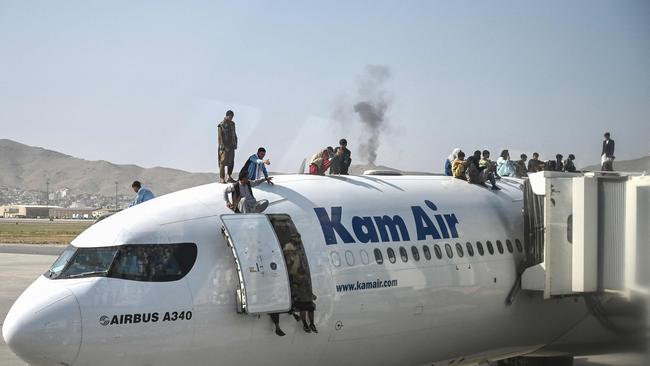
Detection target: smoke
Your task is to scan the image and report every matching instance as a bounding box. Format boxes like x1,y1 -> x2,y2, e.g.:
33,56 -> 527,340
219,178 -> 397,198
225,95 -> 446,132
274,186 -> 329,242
334,65 -> 392,165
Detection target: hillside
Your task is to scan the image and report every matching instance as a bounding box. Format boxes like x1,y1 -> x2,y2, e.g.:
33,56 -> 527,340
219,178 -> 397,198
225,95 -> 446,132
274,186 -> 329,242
0,139 -> 426,197
0,139 -> 218,196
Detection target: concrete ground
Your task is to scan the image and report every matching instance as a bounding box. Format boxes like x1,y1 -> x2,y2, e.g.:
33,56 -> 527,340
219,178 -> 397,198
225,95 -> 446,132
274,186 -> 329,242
0,245 -> 644,366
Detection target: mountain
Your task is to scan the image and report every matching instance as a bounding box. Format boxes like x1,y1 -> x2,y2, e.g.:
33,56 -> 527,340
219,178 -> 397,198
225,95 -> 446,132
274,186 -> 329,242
0,139 -> 427,197
581,155 -> 650,173
0,139 -> 218,196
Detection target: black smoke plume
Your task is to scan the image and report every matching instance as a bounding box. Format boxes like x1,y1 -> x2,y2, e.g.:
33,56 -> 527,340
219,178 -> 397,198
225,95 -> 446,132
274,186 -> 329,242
335,65 -> 392,166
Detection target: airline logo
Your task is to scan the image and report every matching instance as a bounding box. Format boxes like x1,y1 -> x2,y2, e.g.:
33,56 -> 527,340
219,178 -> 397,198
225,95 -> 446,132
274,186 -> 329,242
314,200 -> 460,245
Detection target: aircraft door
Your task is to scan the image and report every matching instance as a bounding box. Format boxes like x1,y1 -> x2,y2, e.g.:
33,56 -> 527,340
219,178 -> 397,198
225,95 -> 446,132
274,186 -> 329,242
220,214 -> 292,314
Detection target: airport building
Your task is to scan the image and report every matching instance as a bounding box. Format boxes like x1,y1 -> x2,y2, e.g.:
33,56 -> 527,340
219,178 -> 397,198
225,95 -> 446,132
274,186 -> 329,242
0,205 -> 58,219
48,208 -> 97,219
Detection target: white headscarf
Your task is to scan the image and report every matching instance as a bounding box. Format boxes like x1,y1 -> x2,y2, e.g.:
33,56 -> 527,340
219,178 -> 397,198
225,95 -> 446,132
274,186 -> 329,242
447,148 -> 461,162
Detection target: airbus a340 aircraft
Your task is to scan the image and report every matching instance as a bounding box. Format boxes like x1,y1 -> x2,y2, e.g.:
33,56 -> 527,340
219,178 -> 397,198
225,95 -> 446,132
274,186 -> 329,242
2,173 -> 645,366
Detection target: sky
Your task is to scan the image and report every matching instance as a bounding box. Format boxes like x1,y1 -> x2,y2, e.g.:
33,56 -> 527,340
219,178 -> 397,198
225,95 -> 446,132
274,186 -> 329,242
1,0 -> 649,174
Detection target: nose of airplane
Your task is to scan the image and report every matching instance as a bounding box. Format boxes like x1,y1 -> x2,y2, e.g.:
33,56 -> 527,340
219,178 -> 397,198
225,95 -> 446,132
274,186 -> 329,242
2,276 -> 82,366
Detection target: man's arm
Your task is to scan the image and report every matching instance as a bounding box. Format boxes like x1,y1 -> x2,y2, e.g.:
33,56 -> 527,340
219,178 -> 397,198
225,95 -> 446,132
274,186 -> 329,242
217,124 -> 223,150
233,123 -> 237,150
223,185 -> 234,203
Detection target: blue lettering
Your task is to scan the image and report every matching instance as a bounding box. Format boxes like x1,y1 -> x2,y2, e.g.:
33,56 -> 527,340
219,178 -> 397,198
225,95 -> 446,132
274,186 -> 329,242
444,214 -> 460,238
373,215 -> 410,242
352,216 -> 379,243
314,207 -> 356,245
434,214 -> 450,239
411,206 -> 442,240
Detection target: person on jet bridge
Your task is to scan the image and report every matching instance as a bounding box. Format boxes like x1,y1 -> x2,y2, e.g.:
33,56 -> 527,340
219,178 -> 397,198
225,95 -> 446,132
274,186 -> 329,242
223,170 -> 271,213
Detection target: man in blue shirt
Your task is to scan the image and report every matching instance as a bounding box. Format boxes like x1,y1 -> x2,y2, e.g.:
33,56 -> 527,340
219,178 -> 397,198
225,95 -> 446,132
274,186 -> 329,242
246,147 -> 273,183
130,181 -> 155,207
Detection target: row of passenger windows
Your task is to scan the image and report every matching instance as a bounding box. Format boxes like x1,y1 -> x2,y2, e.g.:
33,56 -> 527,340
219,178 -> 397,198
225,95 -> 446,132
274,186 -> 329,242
330,239 -> 523,267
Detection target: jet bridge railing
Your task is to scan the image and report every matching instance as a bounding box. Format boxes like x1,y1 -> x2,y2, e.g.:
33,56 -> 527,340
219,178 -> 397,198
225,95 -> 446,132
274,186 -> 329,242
521,171 -> 650,300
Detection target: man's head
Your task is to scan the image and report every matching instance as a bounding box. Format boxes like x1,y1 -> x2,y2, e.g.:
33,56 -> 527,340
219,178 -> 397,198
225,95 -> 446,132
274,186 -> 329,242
473,150 -> 481,160
339,138 -> 347,148
257,147 -> 266,159
225,110 -> 234,121
556,154 -> 563,160
604,132 -> 610,139
568,154 -> 575,160
131,181 -> 141,193
533,152 -> 539,159
457,151 -> 465,160
500,150 -> 509,159
520,154 -> 527,161
482,150 -> 490,159
238,170 -> 249,184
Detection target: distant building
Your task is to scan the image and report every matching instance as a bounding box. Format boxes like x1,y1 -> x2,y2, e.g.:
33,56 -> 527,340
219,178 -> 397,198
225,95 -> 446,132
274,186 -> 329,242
92,208 -> 111,219
0,205 -> 59,219
49,207 -> 97,220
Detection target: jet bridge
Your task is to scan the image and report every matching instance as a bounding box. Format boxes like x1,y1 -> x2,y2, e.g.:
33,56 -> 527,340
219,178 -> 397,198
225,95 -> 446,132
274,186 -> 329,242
520,171 -> 650,300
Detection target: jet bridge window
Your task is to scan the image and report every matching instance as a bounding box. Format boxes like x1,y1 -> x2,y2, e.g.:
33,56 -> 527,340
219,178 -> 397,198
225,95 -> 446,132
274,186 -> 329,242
486,241 -> 495,255
387,248 -> 396,264
46,243 -> 197,282
505,239 -> 514,253
374,249 -> 384,264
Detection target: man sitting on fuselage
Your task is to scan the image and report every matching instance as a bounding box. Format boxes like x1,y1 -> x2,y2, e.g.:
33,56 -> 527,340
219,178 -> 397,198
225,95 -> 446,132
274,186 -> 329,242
223,170 -> 272,213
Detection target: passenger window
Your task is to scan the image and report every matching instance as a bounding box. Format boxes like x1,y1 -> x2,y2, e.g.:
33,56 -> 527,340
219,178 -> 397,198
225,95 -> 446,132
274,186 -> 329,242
330,251 -> 341,267
345,250 -> 355,266
399,246 -> 408,262
496,240 -> 504,254
374,248 -> 384,264
445,243 -> 453,258
455,243 -> 464,257
515,239 -> 523,252
486,241 -> 494,255
434,244 -> 443,259
387,248 -> 396,263
423,245 -> 432,260
411,246 -> 420,261
360,249 -> 370,265
505,239 -> 514,253
466,242 -> 474,257
476,241 -> 485,256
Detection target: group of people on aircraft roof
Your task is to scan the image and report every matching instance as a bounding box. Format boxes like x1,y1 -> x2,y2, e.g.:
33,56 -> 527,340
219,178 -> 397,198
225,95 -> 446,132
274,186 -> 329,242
445,149 -> 579,189
444,132 -> 616,185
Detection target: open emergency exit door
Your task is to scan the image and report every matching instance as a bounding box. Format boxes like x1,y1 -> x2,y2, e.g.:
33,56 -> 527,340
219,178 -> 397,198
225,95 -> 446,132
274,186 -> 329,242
221,214 -> 292,314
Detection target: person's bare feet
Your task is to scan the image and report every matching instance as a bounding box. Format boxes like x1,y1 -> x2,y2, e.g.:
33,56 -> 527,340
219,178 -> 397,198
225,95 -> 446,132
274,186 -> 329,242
219,178 -> 226,184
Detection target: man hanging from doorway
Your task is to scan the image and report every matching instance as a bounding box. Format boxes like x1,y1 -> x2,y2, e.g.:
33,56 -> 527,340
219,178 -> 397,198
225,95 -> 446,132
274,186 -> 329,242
283,233 -> 318,333
218,110 -> 238,183
223,170 -> 272,213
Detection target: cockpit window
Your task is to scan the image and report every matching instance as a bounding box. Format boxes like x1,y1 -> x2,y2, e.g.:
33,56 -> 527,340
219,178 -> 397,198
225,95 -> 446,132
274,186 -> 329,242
46,243 -> 197,282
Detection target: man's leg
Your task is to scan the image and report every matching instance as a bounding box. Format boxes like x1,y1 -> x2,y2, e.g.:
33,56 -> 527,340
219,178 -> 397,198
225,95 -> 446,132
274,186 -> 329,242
237,198 -> 250,213
254,199 -> 269,213
219,164 -> 226,183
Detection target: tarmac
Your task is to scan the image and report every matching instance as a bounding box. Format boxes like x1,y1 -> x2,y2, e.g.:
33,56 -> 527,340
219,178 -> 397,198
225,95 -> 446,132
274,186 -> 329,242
0,245 -> 644,366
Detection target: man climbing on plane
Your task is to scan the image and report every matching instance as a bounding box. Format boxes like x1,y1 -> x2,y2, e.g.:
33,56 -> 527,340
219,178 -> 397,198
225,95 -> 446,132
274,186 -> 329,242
223,170 -> 272,213
245,147 -> 273,182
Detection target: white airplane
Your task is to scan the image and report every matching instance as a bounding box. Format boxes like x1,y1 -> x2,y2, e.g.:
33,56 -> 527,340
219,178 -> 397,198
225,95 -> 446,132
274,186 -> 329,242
2,174 -> 645,366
